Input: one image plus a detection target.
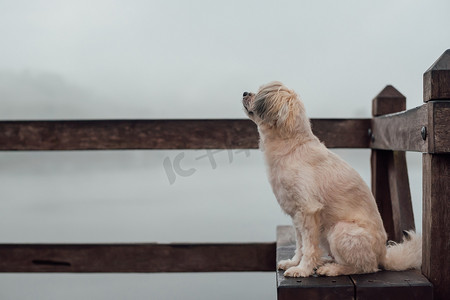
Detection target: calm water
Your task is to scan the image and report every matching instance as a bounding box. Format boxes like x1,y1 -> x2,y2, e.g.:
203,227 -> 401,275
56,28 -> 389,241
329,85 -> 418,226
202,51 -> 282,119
0,149 -> 423,299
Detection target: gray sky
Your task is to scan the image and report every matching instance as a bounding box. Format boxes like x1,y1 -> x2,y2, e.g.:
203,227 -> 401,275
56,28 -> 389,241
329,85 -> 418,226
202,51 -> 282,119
1,0 -> 449,120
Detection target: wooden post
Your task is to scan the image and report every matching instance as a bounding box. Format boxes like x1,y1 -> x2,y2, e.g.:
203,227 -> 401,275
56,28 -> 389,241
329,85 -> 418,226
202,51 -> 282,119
371,85 -> 415,242
422,49 -> 450,300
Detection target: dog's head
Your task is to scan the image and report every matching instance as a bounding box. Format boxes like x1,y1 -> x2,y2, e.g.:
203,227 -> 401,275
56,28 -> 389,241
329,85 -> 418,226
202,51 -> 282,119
242,81 -> 304,135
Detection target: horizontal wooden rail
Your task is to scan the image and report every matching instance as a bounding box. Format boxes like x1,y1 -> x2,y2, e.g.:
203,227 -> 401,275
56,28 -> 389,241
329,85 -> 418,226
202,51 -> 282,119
0,242 -> 275,273
371,105 -> 428,152
0,119 -> 370,150
371,101 -> 450,153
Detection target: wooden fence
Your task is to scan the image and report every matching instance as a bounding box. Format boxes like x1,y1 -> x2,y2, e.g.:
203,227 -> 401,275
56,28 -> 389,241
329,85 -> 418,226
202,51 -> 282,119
0,49 -> 449,299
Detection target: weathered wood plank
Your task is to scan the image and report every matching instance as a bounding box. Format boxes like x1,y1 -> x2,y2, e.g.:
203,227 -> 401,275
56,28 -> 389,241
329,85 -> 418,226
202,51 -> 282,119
387,151 -> 415,239
0,120 -> 259,150
370,105 -> 428,152
371,85 -> 415,242
371,102 -> 449,153
0,242 -> 275,272
422,49 -> 450,300
371,149 -> 417,242
427,101 -> 450,154
351,270 -> 433,300
276,226 -> 355,300
423,49 -> 450,102
371,150 -> 395,240
310,119 -> 370,149
372,85 -> 406,116
0,119 -> 370,151
422,154 -> 450,300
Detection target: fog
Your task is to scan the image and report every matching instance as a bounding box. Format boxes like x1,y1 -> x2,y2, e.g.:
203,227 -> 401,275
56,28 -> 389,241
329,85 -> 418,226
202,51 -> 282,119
0,1 -> 449,299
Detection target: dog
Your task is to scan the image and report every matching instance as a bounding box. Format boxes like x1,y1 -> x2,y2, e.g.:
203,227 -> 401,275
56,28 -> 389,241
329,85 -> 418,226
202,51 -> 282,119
242,81 -> 421,277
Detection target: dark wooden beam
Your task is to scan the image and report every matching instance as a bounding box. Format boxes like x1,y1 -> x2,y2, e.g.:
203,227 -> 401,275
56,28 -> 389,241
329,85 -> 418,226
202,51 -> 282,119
310,119 -> 370,149
424,49 -> 450,102
371,149 -> 395,240
371,86 -> 415,243
372,85 -> 407,116
350,270 -> 433,300
387,151 -> 415,240
422,154 -> 450,300
427,101 -> 450,154
0,119 -> 370,151
371,101 -> 449,154
422,48 -> 450,300
0,119 -> 259,150
370,105 -> 428,152
0,242 -> 275,273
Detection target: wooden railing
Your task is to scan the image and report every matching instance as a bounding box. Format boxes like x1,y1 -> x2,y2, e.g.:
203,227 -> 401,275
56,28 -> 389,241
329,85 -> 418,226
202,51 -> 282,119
0,119 -> 370,150
0,119 -> 368,275
0,50 -> 449,299
371,50 -> 450,300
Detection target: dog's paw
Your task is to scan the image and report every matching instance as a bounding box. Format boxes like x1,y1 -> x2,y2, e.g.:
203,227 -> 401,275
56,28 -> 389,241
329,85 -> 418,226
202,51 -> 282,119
284,266 -> 313,278
316,263 -> 358,277
277,259 -> 300,270
316,264 -> 339,276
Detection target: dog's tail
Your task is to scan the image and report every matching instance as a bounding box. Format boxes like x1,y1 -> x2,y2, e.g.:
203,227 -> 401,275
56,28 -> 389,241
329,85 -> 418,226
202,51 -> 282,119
381,230 -> 422,271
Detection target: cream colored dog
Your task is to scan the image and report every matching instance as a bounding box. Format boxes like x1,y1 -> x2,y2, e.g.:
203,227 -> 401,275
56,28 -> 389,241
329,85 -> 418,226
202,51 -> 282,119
242,81 -> 421,277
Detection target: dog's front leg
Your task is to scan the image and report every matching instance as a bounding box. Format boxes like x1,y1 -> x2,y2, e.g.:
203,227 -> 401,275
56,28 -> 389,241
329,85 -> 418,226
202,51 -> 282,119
284,210 -> 322,277
277,226 -> 302,270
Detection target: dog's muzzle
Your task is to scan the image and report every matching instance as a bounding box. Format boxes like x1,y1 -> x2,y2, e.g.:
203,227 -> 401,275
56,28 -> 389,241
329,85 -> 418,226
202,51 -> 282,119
242,92 -> 253,112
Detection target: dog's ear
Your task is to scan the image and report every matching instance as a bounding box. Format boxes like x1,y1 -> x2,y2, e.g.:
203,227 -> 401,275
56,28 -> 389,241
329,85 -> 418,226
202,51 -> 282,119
253,96 -> 269,120
253,81 -> 285,125
276,95 -> 301,134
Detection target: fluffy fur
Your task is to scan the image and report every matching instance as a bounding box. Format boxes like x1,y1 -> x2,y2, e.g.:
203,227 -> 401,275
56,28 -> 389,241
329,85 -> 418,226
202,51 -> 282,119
242,81 -> 421,277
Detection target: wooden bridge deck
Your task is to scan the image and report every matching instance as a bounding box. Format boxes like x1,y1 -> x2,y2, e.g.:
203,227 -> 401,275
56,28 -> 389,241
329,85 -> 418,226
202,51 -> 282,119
276,226 -> 432,300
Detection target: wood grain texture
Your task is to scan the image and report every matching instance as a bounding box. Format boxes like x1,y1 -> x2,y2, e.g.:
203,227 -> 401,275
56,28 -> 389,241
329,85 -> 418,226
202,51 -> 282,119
0,119 -> 370,150
422,154 -> 450,300
371,86 -> 415,243
370,105 -> 428,152
371,150 -> 415,242
310,119 -> 370,149
387,151 -> 415,239
371,150 -> 395,239
422,50 -> 450,300
428,101 -> 450,153
424,49 -> 450,102
372,85 -> 407,116
0,120 -> 259,150
371,101 -> 450,154
0,242 -> 276,273
351,270 -> 433,300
